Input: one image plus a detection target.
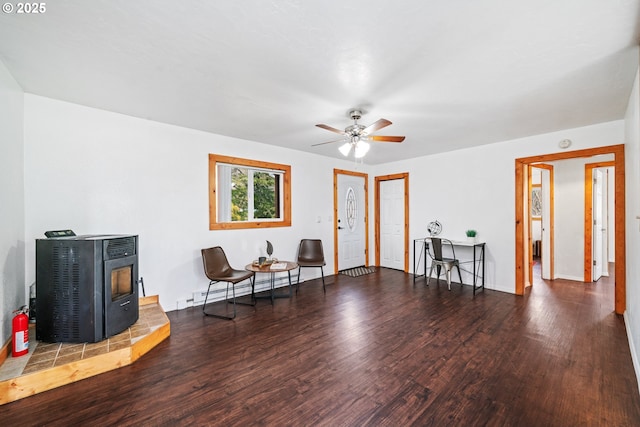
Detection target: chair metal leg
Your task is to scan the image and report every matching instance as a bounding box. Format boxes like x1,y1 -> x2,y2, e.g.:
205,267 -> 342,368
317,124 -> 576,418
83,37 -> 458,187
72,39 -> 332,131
202,280 -> 237,320
234,276 -> 256,306
296,266 -> 326,293
427,264 -> 434,285
446,269 -> 452,290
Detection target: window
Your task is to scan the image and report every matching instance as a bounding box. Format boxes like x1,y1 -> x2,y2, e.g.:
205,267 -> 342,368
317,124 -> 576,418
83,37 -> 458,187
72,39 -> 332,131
209,154 -> 291,230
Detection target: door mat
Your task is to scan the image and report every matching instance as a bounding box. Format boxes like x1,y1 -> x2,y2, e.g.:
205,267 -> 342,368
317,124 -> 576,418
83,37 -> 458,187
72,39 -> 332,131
339,266 -> 376,277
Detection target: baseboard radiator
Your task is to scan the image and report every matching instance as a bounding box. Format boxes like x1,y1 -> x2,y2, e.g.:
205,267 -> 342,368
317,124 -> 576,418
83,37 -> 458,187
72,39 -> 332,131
192,272 -> 299,305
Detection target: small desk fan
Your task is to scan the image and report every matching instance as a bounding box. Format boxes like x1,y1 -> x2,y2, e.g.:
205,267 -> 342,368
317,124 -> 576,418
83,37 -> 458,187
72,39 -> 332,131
427,220 -> 442,236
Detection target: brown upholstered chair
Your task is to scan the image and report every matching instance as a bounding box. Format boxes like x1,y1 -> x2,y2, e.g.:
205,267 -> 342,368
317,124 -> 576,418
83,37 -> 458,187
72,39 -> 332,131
201,246 -> 254,319
296,239 -> 326,293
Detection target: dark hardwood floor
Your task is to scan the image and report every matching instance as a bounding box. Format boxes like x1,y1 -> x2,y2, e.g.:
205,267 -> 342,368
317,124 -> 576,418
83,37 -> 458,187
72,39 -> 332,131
2,266 -> 639,426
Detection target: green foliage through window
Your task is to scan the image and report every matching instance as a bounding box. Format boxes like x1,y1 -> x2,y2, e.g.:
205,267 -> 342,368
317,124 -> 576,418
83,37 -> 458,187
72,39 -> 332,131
224,166 -> 281,222
253,171 -> 278,219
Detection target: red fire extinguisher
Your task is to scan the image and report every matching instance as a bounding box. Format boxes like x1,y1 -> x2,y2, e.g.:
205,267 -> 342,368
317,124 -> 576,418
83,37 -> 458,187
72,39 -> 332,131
12,305 -> 29,357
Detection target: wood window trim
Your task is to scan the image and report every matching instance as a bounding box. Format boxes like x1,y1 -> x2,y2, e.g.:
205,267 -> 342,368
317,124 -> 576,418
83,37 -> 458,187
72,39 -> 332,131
209,154 -> 291,230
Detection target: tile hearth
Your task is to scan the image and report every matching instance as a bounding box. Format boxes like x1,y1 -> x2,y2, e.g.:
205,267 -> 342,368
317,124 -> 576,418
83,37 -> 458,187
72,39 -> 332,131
0,297 -> 170,405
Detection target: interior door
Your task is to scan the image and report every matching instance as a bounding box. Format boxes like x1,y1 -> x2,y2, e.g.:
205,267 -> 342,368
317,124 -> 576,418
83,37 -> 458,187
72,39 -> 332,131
337,174 -> 366,270
540,167 -> 552,280
380,179 -> 405,270
592,169 -> 604,281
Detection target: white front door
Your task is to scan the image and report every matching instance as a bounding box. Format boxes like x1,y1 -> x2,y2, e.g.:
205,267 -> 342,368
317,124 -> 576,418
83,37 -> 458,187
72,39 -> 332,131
337,174 -> 366,270
380,179 -> 405,270
592,169 -> 604,281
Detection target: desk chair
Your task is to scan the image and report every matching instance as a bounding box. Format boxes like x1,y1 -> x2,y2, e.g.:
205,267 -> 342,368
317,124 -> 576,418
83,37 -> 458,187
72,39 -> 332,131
427,238 -> 463,290
296,239 -> 326,293
201,246 -> 254,320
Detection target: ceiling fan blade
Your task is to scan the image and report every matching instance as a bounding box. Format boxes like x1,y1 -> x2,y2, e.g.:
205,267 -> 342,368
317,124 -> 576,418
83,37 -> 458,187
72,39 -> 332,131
363,118 -> 392,134
368,135 -> 405,143
316,124 -> 346,135
312,138 -> 347,147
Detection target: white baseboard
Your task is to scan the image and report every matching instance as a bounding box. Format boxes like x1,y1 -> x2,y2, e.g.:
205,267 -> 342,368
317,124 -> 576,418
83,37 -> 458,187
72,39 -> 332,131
552,274 -> 584,282
623,310 -> 640,394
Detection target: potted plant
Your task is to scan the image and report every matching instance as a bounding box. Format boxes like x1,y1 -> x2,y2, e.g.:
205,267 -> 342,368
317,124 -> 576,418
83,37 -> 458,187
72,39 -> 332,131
465,229 -> 477,242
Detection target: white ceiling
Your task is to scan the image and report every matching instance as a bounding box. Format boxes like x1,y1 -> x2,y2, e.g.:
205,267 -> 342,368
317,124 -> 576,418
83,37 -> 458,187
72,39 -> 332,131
0,0 -> 638,164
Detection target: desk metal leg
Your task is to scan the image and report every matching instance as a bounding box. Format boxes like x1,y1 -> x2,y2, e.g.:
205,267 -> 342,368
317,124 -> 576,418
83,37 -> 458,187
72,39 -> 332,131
481,245 -> 485,292
472,243 -> 486,295
412,239 -> 418,283
473,245 -> 477,295
270,273 -> 275,305
254,271 -> 293,304
413,239 -> 428,285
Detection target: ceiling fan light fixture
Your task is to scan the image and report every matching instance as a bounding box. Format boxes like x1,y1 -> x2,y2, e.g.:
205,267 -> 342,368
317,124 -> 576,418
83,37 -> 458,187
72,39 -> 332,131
354,141 -> 370,158
338,142 -> 352,156
314,109 -> 404,160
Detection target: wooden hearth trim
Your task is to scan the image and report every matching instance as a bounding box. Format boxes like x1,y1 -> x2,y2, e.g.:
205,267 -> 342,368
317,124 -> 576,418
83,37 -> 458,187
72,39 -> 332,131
0,296 -> 169,405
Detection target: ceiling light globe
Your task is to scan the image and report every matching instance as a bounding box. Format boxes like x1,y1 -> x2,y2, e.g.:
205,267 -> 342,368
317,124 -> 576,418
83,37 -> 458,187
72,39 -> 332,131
354,141 -> 370,158
338,142 -> 352,156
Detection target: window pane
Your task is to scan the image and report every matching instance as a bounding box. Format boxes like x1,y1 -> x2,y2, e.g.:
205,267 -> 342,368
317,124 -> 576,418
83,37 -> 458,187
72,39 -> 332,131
253,171 -> 279,219
231,167 -> 248,221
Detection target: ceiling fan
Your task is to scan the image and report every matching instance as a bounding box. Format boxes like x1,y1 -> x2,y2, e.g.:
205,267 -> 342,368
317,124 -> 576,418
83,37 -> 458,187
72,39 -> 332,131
313,109 -> 405,158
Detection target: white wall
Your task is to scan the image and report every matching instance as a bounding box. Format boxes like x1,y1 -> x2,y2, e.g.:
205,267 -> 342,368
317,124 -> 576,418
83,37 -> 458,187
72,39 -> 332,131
624,68 -> 640,390
0,60 -> 25,344
552,159 -> 586,281
23,94 -> 358,311
371,120 -> 625,294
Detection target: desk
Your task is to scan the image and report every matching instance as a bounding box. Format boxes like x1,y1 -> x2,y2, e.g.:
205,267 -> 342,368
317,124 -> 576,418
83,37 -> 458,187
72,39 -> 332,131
413,238 -> 486,294
245,261 -> 298,304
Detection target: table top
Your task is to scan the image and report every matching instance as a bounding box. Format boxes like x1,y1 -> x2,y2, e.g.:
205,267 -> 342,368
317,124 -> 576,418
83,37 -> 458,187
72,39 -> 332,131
245,260 -> 298,273
415,237 -> 485,247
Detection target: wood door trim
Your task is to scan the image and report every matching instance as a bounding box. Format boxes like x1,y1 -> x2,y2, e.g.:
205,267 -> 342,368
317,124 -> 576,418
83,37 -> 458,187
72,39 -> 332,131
374,172 -> 410,272
515,144 -> 625,314
584,161 -> 615,282
528,165 -> 533,286
333,169 -> 369,274
533,163 -> 554,282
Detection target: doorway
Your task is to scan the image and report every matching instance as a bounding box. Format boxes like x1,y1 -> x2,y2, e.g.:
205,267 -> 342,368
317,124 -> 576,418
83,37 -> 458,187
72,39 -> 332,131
334,169 -> 369,273
374,173 -> 409,272
528,164 -> 554,285
515,144 -> 625,314
584,161 -> 615,282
